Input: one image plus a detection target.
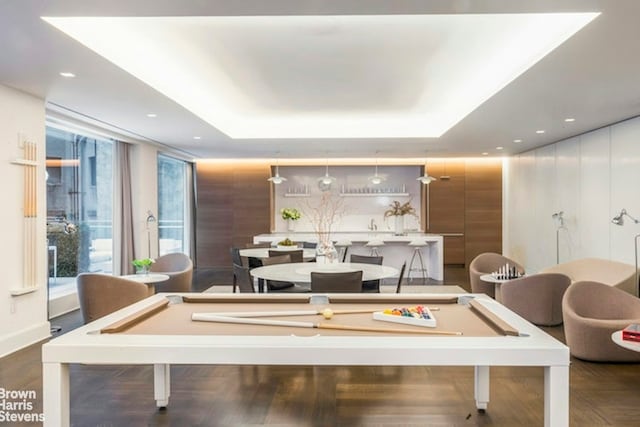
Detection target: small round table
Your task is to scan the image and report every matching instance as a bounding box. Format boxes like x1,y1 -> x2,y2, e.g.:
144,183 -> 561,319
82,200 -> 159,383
611,330 -> 640,352
121,273 -> 170,295
479,274 -> 518,302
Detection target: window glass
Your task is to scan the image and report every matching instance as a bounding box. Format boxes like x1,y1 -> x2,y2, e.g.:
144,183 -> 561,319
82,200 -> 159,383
157,154 -> 187,255
46,126 -> 114,289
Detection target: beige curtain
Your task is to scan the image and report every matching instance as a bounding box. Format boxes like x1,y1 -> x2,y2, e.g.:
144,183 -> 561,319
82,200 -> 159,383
116,141 -> 135,275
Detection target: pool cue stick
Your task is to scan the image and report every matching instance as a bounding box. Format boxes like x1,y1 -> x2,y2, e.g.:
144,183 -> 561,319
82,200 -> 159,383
194,307 -> 440,318
192,314 -> 462,336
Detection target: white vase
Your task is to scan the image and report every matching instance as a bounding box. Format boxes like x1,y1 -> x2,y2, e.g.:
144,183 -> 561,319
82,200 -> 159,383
287,219 -> 295,232
394,215 -> 405,236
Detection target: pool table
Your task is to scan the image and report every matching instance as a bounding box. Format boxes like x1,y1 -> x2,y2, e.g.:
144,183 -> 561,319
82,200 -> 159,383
42,293 -> 569,427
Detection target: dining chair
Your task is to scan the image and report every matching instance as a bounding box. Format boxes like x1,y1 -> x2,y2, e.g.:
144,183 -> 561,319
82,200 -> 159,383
395,262 -> 407,294
230,247 -> 243,293
269,249 -> 303,263
260,254 -> 309,293
350,254 -> 384,293
76,273 -> 149,324
233,264 -> 255,293
310,270 -> 363,293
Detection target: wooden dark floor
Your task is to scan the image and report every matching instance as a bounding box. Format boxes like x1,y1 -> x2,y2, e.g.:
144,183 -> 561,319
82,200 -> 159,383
3,267 -> 640,426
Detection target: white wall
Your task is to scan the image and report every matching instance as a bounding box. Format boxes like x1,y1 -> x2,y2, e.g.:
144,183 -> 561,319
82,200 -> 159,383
273,165 -> 422,232
0,84 -> 50,357
505,116 -> 640,275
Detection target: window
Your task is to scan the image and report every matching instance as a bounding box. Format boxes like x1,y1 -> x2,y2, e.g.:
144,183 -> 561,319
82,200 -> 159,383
46,126 -> 114,290
157,154 -> 190,256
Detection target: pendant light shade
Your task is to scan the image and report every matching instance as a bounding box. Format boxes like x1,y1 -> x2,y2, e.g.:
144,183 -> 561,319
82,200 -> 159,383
417,163 -> 437,184
368,156 -> 385,185
318,161 -> 336,186
267,158 -> 287,184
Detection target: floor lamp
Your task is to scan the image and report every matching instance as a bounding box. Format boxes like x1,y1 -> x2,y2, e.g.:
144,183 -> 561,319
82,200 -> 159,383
146,210 -> 156,259
611,208 -> 640,296
552,211 -> 566,264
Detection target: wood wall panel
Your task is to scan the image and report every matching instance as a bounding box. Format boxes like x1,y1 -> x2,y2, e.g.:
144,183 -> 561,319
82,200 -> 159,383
464,160 -> 503,268
443,235 -> 465,265
426,159 -> 466,233
195,162 -> 271,268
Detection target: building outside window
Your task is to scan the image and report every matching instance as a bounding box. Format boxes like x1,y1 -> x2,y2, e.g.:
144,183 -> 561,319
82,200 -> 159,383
157,154 -> 189,256
45,126 -> 114,290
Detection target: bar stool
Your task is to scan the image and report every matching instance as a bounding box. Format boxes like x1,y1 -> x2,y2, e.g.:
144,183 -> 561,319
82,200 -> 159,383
334,239 -> 352,263
365,238 -> 385,256
407,239 -> 428,285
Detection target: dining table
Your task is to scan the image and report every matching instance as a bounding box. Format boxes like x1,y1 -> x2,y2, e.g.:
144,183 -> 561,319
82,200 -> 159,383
249,262 -> 399,292
239,247 -> 317,261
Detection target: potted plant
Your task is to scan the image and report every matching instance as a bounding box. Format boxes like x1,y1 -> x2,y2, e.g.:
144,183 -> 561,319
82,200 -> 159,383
131,258 -> 154,275
384,200 -> 418,235
281,207 -> 301,231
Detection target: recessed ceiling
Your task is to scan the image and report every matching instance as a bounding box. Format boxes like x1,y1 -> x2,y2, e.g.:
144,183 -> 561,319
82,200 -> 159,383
1,1 -> 640,159
44,13 -> 597,140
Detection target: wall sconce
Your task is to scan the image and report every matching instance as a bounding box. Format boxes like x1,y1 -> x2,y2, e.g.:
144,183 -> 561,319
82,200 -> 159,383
146,210 -> 156,258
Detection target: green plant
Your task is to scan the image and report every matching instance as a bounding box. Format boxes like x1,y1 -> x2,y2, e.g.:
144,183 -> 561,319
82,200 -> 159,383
277,238 -> 296,246
384,200 -> 418,218
131,258 -> 154,269
281,208 -> 301,221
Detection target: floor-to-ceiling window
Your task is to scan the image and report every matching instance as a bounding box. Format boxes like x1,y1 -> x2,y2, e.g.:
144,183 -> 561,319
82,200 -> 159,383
46,126 -> 114,293
157,154 -> 190,256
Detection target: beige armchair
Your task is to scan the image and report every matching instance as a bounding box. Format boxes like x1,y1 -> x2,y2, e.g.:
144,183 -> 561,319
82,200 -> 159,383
150,253 -> 193,293
469,253 -> 524,298
77,273 -> 149,324
541,258 -> 637,297
562,280 -> 640,362
500,273 -> 571,326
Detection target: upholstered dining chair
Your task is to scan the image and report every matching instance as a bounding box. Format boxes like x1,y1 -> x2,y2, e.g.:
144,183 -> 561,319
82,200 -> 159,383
350,254 -> 383,293
562,280 -> 640,362
500,273 -> 571,326
269,249 -> 303,263
233,264 -> 255,293
310,270 -> 363,293
150,252 -> 193,293
469,252 -> 524,298
260,254 -> 309,293
77,273 -> 149,324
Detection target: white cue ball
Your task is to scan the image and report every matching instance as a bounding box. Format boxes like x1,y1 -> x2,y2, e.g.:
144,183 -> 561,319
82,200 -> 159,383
322,308 -> 334,320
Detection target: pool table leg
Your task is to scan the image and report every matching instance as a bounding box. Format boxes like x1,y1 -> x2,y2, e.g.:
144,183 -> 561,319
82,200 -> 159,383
474,365 -> 490,411
544,365 -> 569,427
154,364 -> 171,408
43,362 -> 70,427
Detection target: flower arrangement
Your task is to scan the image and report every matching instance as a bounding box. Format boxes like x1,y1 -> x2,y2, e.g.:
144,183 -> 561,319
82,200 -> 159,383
132,258 -> 154,273
281,207 -> 301,221
384,200 -> 418,218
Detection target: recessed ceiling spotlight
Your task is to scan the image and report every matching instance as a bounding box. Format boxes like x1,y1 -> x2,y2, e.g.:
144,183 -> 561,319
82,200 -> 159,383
59,72 -> 75,78
496,146 -> 504,150
564,118 -> 575,122
146,113 -> 157,118
482,152 -> 489,156
193,136 -> 201,140
513,139 -> 522,143
536,130 -> 545,134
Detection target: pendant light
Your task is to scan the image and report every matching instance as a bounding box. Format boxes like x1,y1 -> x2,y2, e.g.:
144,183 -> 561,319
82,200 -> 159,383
417,161 -> 437,184
267,156 -> 287,184
317,158 -> 336,189
368,152 -> 385,185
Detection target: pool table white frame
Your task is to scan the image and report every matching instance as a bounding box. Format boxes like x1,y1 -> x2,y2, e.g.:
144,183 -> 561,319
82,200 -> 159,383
42,293 -> 569,427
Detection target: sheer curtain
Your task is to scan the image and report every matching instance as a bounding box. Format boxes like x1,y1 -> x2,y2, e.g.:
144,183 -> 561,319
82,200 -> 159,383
115,141 -> 135,274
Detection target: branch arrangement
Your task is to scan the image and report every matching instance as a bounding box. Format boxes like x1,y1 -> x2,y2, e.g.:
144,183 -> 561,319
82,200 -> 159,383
301,192 -> 345,243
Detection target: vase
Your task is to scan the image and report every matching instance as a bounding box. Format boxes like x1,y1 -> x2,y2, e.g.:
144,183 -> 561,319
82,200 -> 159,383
316,237 -> 338,264
135,265 -> 149,275
287,219 -> 295,232
394,215 -> 405,236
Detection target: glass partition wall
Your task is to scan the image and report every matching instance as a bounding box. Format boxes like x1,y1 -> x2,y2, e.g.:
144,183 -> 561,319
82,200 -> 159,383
157,154 -> 191,256
46,126 -> 114,298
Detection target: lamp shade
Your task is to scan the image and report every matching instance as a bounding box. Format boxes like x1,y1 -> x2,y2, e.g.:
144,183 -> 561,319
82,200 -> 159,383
267,165 -> 287,184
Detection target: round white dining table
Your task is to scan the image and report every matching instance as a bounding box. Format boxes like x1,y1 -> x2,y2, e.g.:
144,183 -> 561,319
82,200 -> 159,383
239,247 -> 316,261
250,262 -> 399,286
